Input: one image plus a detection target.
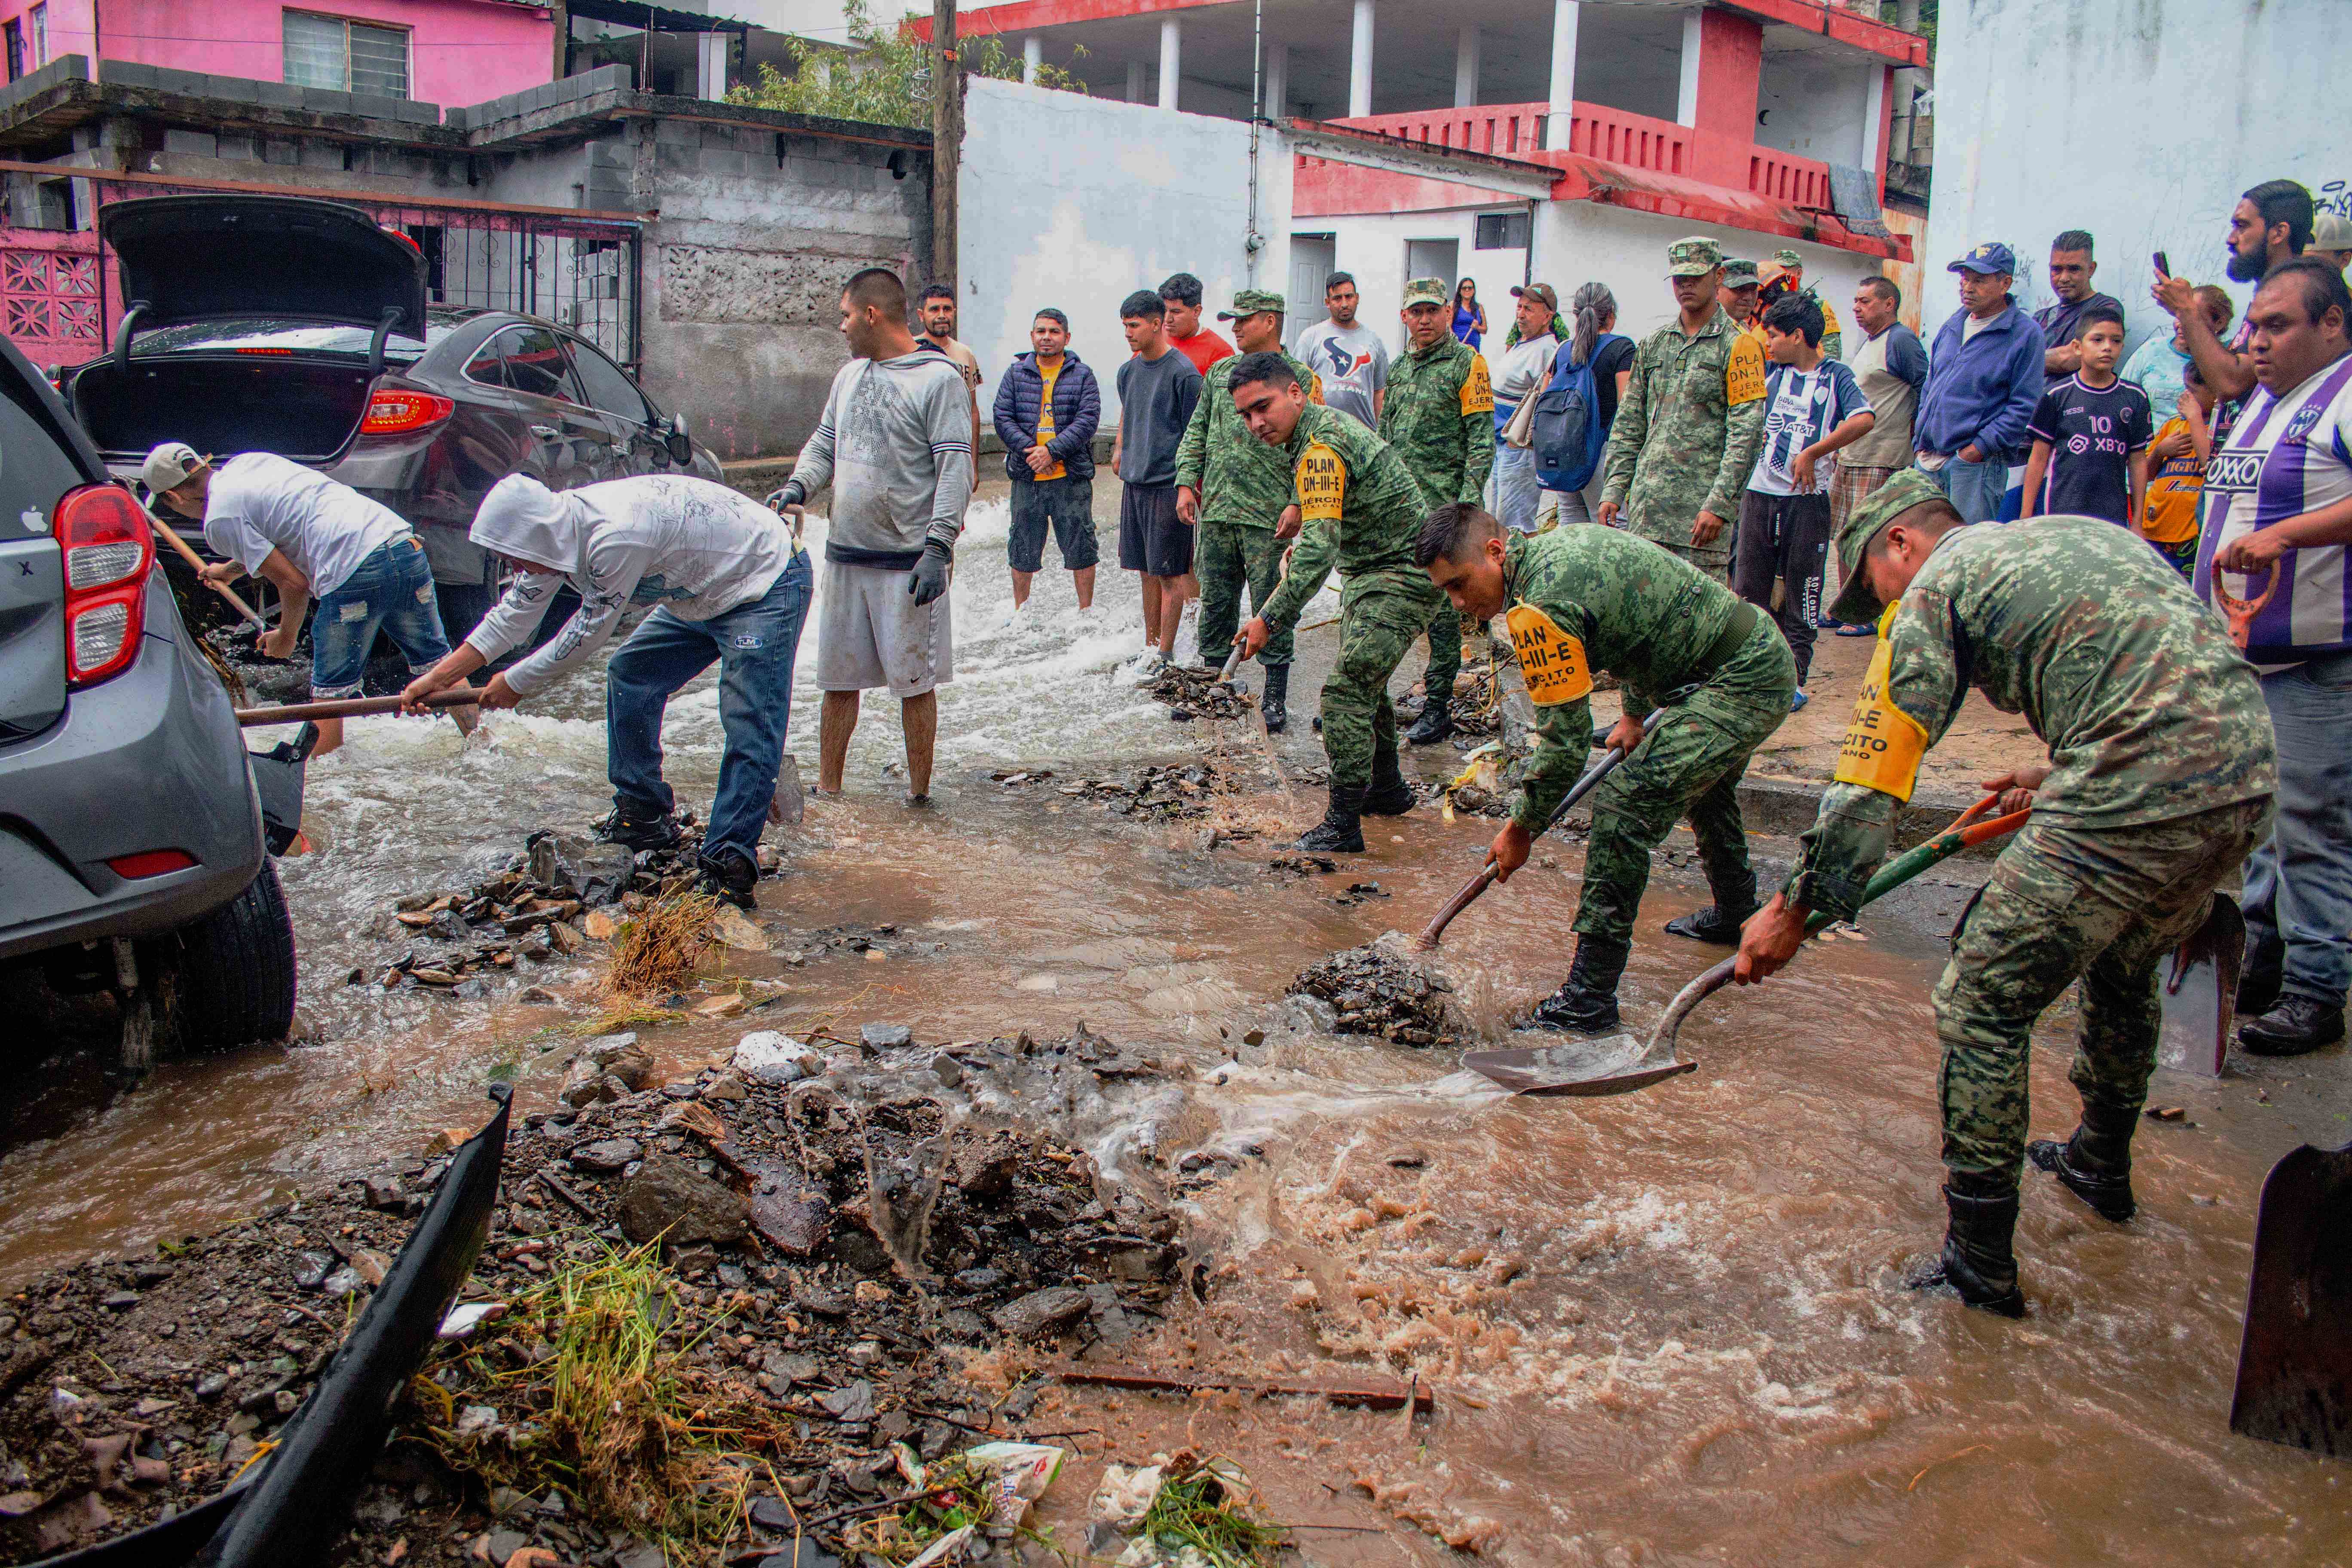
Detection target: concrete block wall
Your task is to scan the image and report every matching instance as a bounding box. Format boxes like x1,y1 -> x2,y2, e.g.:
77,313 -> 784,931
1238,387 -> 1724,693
0,54 -> 89,119
447,65 -> 630,134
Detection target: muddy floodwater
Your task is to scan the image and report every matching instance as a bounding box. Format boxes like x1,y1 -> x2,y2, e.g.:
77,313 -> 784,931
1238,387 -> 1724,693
6,495 -> 2349,1563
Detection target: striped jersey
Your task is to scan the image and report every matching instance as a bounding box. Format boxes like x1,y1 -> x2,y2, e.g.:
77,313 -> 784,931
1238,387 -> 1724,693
2194,351 -> 2352,667
1748,358 -> 1869,496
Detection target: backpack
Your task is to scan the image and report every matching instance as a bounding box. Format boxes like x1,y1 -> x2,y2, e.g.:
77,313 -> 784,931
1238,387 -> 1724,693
1531,333 -> 1623,493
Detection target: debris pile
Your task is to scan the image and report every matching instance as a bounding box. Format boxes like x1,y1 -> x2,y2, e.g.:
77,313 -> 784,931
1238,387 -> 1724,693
1047,763 -> 1238,824
1143,663 -> 1253,723
1288,943 -> 1468,1048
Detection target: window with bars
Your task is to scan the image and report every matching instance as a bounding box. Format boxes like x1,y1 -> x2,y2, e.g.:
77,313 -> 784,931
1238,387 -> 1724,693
283,10 -> 411,98
1473,211 -> 1531,251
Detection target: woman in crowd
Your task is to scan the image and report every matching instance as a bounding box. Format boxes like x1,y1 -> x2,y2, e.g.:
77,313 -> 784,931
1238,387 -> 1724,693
1452,278 -> 1488,349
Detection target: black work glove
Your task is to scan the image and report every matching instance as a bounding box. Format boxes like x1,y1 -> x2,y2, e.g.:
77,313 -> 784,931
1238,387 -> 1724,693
907,540 -> 952,606
766,481 -> 805,512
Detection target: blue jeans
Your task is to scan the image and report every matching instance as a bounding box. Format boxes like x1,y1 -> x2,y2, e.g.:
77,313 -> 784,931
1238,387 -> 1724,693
1488,438 -> 1540,533
310,535 -> 452,699
2244,652 -> 2352,1008
1921,455 -> 2010,525
604,551 -> 812,867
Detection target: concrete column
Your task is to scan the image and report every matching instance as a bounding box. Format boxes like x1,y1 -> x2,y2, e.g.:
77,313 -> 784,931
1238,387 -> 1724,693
1454,25 -> 1480,109
695,31 -> 728,101
1861,64 -> 1886,174
1349,0 -> 1374,118
1158,16 -> 1181,111
1265,41 -> 1288,119
1127,60 -> 1146,103
1545,0 -> 1579,150
1675,12 -> 1702,127
1022,35 -> 1041,85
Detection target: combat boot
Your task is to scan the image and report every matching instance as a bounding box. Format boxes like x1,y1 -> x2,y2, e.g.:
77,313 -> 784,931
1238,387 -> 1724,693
1403,695 -> 1454,745
1294,785 -> 1366,853
695,844 -> 760,912
594,802 -> 681,853
2239,994 -> 2346,1056
1662,868 -> 1759,945
1520,936 -> 1631,1034
1359,733 -> 1415,817
1905,1174 -> 2026,1318
2027,1099 -> 2139,1223
1259,663 -> 1291,734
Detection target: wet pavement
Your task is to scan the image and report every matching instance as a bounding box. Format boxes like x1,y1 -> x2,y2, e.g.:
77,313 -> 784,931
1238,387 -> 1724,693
4,482 -> 2349,1562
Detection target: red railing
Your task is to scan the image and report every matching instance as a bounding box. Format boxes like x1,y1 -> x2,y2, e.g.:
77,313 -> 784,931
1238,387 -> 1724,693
1324,102 -> 1551,160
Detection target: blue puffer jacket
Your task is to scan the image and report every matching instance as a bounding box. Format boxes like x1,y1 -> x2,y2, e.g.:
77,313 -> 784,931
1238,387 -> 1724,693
991,351 -> 1100,482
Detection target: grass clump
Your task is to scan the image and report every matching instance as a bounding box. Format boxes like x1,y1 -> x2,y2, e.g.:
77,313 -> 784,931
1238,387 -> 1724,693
1138,1454 -> 1288,1567
410,1240 -> 791,1554
840,1450 -> 1000,1562
607,889 -> 719,997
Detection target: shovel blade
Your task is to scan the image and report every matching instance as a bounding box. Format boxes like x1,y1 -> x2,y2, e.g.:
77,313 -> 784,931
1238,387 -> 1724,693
1463,1032 -> 1697,1097
2158,894 -> 2243,1078
2231,1139 -> 2352,1457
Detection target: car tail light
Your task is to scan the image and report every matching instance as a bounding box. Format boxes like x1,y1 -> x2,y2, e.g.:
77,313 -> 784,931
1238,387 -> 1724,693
361,389 -> 456,435
57,483 -> 153,687
107,848 -> 197,879
234,346 -> 294,356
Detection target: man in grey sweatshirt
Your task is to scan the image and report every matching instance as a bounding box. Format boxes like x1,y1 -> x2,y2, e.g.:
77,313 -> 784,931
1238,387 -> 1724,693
774,267 -> 975,804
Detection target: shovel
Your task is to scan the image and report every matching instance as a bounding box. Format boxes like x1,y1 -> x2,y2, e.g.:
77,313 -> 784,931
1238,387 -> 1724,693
235,688 -> 485,726
1464,791 -> 2030,1096
2156,893 -> 2244,1078
2230,1137 -> 2352,1458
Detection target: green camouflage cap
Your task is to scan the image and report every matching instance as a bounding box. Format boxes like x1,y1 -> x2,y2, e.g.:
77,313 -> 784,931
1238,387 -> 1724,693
1771,248 -> 1804,270
1665,236 -> 1723,277
1215,288 -> 1286,320
1829,468 -> 1950,626
1721,257 -> 1760,286
1401,277 -> 1451,307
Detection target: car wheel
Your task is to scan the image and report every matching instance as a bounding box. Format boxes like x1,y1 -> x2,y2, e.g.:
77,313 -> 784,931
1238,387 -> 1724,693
159,861 -> 298,1054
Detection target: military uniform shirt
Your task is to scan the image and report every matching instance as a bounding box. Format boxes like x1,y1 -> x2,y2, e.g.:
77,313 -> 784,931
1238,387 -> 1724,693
1791,517 -> 2276,921
1599,305 -> 1768,559
1379,335 -> 1494,505
1173,352 -> 1323,530
1261,402 -> 1430,630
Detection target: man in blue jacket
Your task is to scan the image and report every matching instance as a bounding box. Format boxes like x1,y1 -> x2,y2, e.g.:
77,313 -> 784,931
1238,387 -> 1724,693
991,307 -> 1102,614
1914,242 -> 2044,524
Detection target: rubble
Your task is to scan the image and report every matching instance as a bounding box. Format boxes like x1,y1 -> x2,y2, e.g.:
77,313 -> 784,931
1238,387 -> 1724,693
1288,944 -> 1470,1047
1142,662 -> 1255,722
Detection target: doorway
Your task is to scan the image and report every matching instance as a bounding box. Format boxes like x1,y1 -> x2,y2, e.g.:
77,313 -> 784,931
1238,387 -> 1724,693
1406,238 -> 1460,294
1289,234 -> 1335,325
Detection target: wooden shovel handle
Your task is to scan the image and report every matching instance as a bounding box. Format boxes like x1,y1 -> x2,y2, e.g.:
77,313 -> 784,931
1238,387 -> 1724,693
236,687 -> 483,726
152,515 -> 267,630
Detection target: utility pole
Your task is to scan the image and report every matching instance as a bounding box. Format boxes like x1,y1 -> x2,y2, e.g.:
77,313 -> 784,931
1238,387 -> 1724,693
931,0 -> 960,295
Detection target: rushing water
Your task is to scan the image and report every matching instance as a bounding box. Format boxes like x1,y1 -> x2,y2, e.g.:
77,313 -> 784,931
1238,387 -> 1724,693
2,489 -> 2345,1561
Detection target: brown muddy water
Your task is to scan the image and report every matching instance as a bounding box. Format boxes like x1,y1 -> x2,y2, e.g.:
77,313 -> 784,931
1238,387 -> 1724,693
4,497 -> 2348,1564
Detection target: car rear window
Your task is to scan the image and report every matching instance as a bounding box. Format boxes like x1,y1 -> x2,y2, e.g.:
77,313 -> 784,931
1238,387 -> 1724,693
132,317 -> 444,362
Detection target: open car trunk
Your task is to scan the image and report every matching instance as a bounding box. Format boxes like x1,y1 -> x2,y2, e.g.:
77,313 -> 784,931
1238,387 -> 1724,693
70,354 -> 377,466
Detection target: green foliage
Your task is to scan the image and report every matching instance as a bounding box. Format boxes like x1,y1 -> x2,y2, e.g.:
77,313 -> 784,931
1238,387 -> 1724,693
727,0 -> 1088,129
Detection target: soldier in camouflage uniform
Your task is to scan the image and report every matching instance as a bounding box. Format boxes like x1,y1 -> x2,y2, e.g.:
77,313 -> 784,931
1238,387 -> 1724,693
1736,470 -> 2277,1318
1723,257 -> 1765,355
1229,353 -> 1443,852
1416,502 -> 1795,1032
1597,237 -> 1769,582
1762,248 -> 1843,360
1174,288 -> 1323,733
1381,278 -> 1495,746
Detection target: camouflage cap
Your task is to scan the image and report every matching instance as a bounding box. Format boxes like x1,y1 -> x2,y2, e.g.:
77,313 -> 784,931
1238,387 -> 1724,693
1666,236 -> 1723,277
1771,248 -> 1804,270
1829,468 -> 1951,625
1721,258 -> 1760,287
1215,288 -> 1286,320
1401,277 -> 1451,308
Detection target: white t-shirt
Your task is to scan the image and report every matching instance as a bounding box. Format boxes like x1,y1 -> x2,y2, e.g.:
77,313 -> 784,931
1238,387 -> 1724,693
1491,334 -> 1563,406
200,451 -> 409,598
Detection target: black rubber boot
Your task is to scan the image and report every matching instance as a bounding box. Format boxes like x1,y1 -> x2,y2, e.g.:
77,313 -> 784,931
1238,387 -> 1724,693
1520,936 -> 1632,1035
1905,1175 -> 2026,1318
1403,695 -> 1454,746
2239,994 -> 2347,1056
1294,785 -> 1366,853
1359,735 -> 1415,817
2027,1100 -> 2139,1223
1662,870 -> 1758,945
1259,663 -> 1290,734
695,845 -> 760,911
594,802 -> 681,853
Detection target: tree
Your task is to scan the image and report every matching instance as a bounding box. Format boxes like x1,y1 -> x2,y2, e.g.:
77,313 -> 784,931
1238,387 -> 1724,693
728,0 -> 1086,129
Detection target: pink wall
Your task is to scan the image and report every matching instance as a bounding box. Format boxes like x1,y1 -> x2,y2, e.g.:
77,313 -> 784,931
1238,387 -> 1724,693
0,0 -> 553,109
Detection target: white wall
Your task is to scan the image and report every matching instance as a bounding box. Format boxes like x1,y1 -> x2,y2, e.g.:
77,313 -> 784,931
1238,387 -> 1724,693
1923,0 -> 2352,350
1293,207 -> 1528,361
1756,56 -> 1871,169
959,77 -> 1291,426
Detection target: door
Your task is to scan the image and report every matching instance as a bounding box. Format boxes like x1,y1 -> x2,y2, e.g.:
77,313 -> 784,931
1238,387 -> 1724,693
563,333 -> 666,476
1406,239 -> 1460,295
464,324 -> 618,490
1289,235 -> 1335,329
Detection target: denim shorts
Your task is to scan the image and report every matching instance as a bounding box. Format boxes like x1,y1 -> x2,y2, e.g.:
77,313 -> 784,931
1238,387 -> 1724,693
311,534 -> 453,699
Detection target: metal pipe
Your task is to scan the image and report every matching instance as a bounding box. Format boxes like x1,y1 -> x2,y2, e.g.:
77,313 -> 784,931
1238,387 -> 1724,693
1245,0 -> 1262,283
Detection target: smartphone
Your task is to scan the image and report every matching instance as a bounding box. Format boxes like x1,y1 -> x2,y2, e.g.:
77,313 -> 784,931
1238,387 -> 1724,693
2153,250 -> 2171,277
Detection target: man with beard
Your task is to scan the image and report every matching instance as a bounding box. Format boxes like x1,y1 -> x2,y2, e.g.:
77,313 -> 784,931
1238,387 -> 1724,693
2153,178 -> 2313,423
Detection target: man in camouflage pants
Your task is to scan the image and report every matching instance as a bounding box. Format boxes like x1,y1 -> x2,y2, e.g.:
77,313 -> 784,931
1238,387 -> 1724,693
1230,353 -> 1442,852
1737,470 -> 2276,1318
1175,288 -> 1323,733
1383,277 -> 1494,747
1417,502 -> 1794,1032
1598,237 -> 1769,583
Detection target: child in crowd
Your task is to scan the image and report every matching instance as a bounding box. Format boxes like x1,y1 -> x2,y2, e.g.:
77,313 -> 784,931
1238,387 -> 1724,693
2139,359 -> 2214,579
2020,303 -> 2151,525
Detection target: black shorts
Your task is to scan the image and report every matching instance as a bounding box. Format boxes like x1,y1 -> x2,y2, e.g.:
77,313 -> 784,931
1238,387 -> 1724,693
1008,475 -> 1099,573
1118,483 -> 1193,577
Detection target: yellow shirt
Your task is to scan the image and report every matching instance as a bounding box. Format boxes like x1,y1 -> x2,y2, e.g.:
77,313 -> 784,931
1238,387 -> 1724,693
2141,416 -> 2204,545
1032,358 -> 1067,482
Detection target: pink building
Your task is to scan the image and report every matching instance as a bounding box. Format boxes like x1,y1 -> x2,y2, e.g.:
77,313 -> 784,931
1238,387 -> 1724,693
0,0 -> 555,107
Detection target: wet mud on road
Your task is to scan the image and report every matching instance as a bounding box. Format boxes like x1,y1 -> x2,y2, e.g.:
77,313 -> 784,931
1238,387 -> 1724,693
4,491 -> 2349,1563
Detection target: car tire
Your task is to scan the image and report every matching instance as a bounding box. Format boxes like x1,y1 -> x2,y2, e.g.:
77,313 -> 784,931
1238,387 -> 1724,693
162,861 -> 298,1054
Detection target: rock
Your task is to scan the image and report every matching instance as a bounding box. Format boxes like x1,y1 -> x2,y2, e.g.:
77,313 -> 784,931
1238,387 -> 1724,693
952,1267 -> 1004,1293
860,1023 -> 912,1050
990,1287 -> 1092,1339
951,1135 -> 1022,1200
99,1290 -> 139,1311
695,993 -> 747,1020
451,978 -> 489,1000
760,1349 -> 821,1385
713,907 -> 769,952
701,1072 -> 749,1103
617,1153 -> 750,1246
518,986 -> 558,1004
931,1052 -> 963,1089
580,910 -> 620,941
576,1033 -> 653,1089
546,922 -> 583,955
733,1032 -> 820,1085
816,1380 -> 876,1422
938,1308 -> 989,1343
569,1138 -> 643,1175
558,1073 -> 625,1109
484,1529 -> 530,1565
193,1373 -> 230,1402
422,1127 -> 474,1157
322,1266 -> 364,1299
1385,1147 -> 1428,1168
362,1175 -> 406,1212
744,1162 -> 832,1256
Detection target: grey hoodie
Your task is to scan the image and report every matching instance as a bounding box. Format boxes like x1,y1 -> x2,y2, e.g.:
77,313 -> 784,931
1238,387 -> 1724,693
464,474 -> 797,697
787,350 -> 975,568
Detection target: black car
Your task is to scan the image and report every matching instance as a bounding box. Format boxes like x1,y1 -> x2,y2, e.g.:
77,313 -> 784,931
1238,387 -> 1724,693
64,194 -> 723,636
